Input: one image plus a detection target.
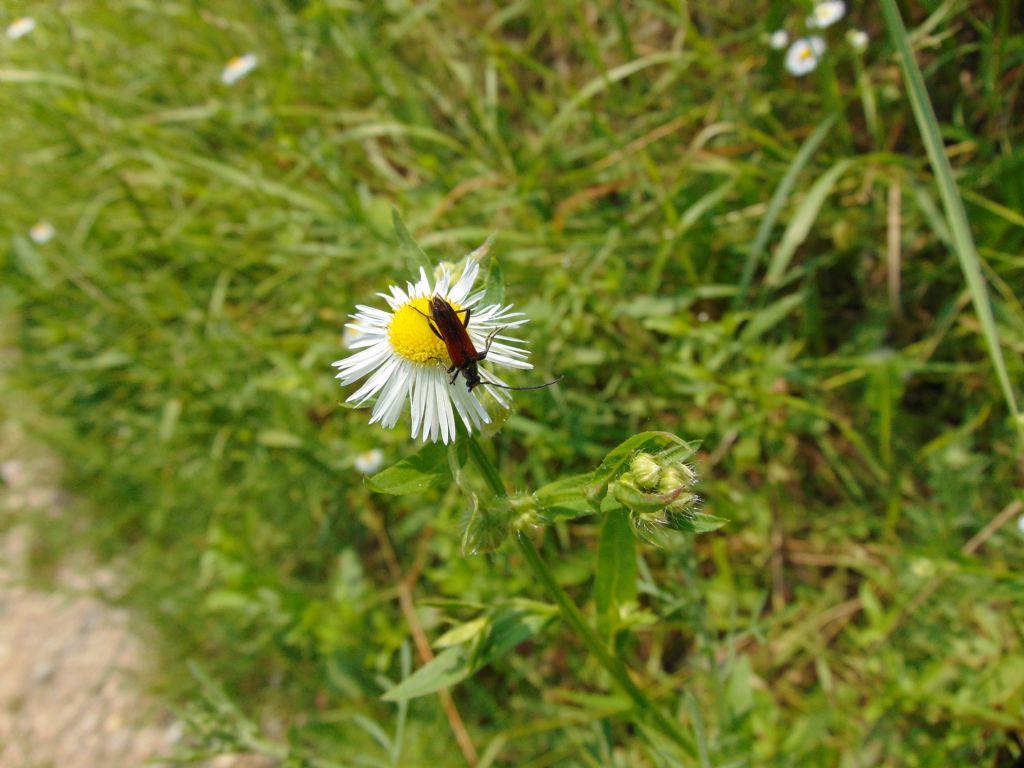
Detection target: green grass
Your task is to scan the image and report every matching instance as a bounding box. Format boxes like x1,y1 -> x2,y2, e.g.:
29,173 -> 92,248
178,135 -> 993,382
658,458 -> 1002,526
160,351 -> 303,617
2,1 -> 1023,765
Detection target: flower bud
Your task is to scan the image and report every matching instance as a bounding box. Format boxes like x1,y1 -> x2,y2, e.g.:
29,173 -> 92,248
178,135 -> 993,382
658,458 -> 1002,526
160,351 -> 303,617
630,453 -> 662,491
657,462 -> 698,494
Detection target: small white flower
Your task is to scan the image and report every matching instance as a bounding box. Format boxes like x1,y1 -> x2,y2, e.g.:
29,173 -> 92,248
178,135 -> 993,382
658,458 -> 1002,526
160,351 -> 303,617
785,36 -> 826,77
29,221 -> 55,244
354,449 -> 384,474
1018,514 -> 1024,535
847,28 -> 869,52
332,250 -> 534,444
807,1 -> 845,29
6,17 -> 36,40
769,30 -> 789,50
221,53 -> 258,86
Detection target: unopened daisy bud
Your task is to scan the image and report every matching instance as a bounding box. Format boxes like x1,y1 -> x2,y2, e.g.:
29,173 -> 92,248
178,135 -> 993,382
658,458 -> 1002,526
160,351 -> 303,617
630,453 -> 662,491
658,463 -> 698,494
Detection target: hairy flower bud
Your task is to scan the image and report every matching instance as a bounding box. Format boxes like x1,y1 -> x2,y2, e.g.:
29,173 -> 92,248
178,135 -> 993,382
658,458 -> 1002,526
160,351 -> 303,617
657,462 -> 698,494
630,453 -> 662,491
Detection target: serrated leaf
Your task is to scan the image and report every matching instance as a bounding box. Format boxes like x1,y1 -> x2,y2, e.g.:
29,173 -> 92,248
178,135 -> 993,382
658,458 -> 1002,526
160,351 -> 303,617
365,442 -> 449,496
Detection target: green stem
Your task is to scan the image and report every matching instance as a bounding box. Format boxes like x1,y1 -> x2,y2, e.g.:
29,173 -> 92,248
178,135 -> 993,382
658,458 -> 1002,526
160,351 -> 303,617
515,532 -> 693,754
463,437 -> 692,755
466,437 -> 505,496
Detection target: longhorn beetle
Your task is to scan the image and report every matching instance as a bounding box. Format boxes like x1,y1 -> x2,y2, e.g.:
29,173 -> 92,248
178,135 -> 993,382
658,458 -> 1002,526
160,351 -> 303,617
414,295 -> 561,392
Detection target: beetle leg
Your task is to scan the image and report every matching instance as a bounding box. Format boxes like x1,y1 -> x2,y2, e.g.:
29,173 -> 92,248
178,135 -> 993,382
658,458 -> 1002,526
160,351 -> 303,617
457,307 -> 471,327
411,305 -> 445,341
449,367 -> 461,385
477,326 -> 503,362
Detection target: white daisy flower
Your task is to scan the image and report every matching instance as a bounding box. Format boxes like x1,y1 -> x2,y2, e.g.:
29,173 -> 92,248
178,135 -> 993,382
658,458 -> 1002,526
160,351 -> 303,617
785,36 -> 826,77
6,17 -> 36,40
221,53 -> 258,86
29,221 -> 55,244
807,1 -> 845,29
847,28 -> 869,52
354,448 -> 385,474
333,254 -> 535,444
768,29 -> 789,50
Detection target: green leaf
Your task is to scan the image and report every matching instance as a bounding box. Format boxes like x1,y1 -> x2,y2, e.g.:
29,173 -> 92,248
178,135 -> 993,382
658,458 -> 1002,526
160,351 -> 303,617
366,442 -> 449,496
611,481 -> 687,514
380,646 -> 470,702
666,511 -> 728,535
382,602 -> 553,701
594,508 -> 637,638
739,292 -> 805,343
257,430 -> 303,449
735,113 -> 836,305
481,249 -> 504,309
391,207 -> 432,273
879,0 -> 1022,440
533,473 -> 594,522
765,158 -> 853,286
469,602 -> 554,668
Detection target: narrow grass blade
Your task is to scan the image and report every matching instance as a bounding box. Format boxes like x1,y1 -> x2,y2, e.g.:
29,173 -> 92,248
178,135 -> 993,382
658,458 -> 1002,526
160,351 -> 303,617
765,158 -> 853,287
880,0 -> 1022,437
735,113 -> 836,306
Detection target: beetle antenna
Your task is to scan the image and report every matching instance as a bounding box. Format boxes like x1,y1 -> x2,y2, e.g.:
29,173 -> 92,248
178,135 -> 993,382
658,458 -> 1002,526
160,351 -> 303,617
485,376 -> 563,391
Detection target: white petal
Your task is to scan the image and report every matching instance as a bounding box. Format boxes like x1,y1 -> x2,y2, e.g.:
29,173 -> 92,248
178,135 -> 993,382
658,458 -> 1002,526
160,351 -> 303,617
334,339 -> 390,377
370,365 -> 411,428
441,379 -> 458,443
449,262 -> 479,304
347,355 -> 399,405
354,304 -> 392,322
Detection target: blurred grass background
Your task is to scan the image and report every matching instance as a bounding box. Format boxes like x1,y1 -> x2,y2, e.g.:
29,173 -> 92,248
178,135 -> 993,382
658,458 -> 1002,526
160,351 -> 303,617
2,0 -> 1023,765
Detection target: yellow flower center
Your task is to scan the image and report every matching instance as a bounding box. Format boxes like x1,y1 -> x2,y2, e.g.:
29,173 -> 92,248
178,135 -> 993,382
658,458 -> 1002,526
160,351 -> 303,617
388,297 -> 459,365
800,47 -> 814,61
